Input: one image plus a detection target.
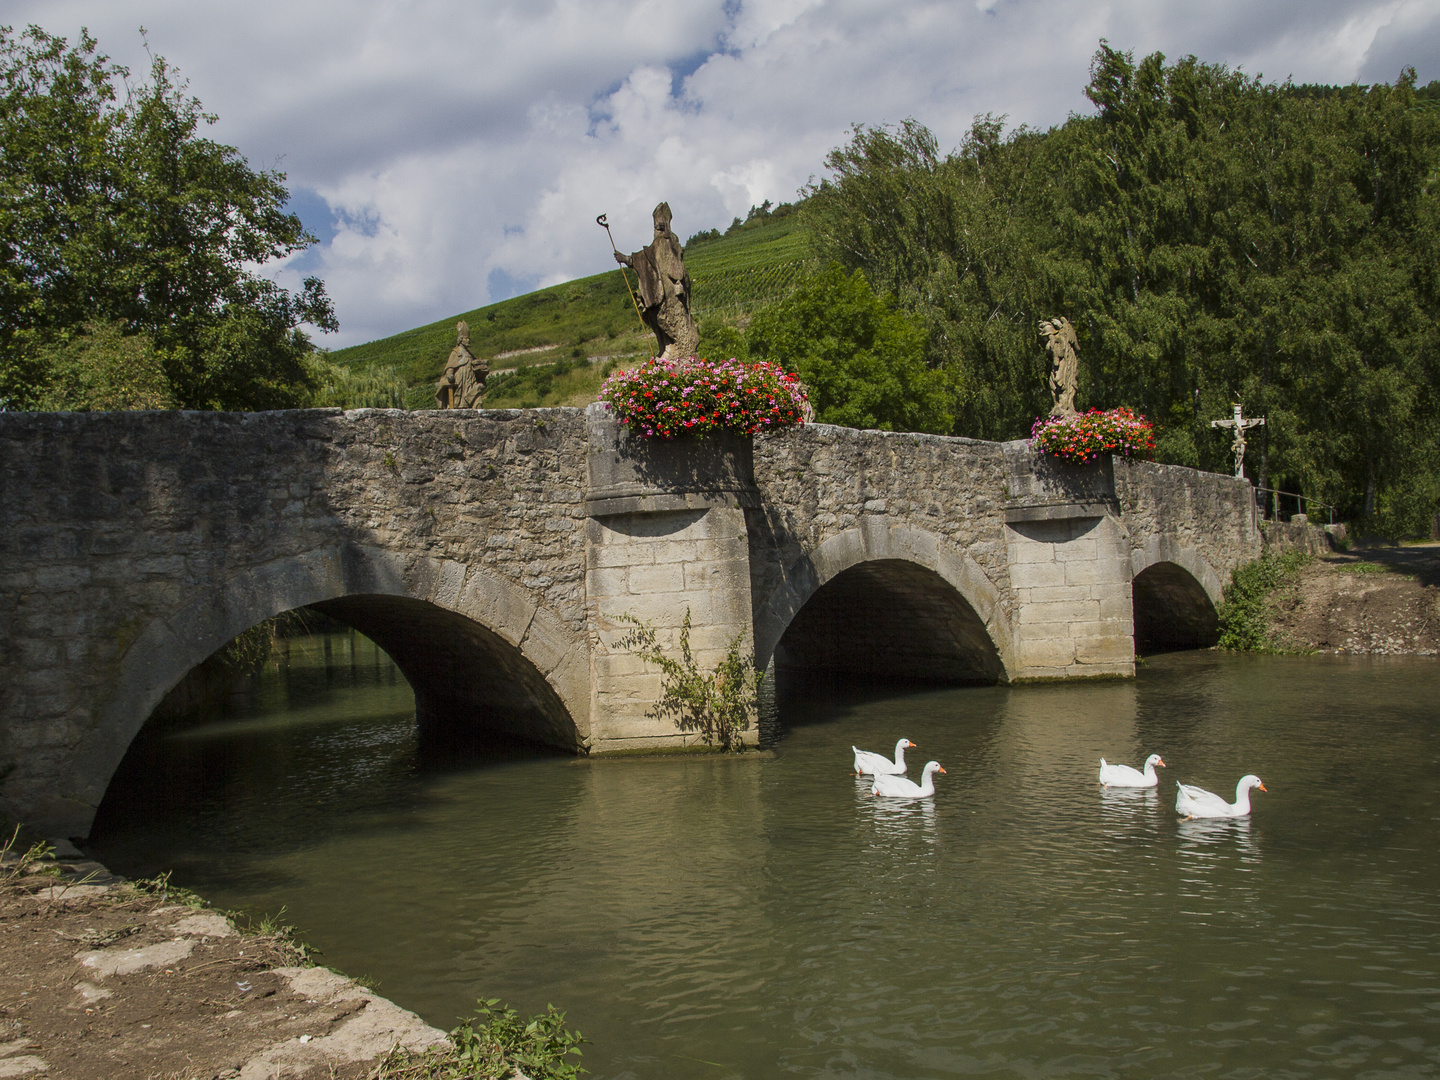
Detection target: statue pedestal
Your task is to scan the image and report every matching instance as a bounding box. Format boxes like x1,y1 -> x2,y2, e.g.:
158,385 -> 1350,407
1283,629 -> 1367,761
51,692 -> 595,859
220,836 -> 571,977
582,403 -> 760,752
1000,441 -> 1134,681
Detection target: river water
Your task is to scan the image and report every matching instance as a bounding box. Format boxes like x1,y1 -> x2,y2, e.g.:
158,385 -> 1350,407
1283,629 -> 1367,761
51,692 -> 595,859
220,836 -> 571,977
92,633 -> 1440,1079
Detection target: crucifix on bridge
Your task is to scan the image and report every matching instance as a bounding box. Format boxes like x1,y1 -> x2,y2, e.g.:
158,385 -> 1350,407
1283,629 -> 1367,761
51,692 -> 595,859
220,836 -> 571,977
1211,403 -> 1265,480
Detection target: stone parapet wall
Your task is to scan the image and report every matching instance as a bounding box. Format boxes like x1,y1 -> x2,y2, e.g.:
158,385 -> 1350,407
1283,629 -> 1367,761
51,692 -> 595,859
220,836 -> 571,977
1112,458 -> 1263,589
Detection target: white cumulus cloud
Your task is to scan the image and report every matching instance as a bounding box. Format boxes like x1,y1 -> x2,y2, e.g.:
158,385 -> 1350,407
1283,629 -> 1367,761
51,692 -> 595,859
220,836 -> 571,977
8,0 -> 1438,346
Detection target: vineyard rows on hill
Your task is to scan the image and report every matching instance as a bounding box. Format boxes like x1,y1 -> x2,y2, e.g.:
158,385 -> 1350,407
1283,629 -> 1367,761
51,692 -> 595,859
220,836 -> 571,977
327,217 -> 818,409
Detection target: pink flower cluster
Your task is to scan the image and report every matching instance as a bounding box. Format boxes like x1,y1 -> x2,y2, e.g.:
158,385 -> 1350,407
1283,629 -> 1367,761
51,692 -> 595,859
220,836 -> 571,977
598,357 -> 809,439
1030,407 -> 1156,463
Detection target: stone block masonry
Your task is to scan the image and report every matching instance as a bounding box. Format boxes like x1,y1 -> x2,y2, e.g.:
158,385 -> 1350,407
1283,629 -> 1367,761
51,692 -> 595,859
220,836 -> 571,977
0,408 -> 1333,838
585,506 -> 757,749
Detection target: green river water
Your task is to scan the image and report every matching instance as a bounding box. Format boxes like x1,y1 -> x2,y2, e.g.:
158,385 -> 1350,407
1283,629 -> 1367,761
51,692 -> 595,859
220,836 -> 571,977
91,632 -> 1440,1079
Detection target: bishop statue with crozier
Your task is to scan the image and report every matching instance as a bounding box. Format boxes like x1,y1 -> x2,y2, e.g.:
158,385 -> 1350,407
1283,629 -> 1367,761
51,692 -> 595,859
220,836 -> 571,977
614,202 -> 699,360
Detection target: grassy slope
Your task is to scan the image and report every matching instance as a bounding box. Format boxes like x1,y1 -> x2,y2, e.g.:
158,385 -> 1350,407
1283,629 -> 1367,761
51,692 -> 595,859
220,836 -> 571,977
328,217 -> 816,409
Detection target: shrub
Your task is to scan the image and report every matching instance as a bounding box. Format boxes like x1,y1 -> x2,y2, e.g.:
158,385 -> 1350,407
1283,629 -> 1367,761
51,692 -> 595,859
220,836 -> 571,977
597,356 -> 807,439
616,608 -> 759,751
1217,550 -> 1312,651
1030,407 -> 1156,463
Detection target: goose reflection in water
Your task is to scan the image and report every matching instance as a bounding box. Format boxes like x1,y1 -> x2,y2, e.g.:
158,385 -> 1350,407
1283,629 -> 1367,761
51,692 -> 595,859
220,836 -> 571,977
857,784 -> 939,846
1176,812 -> 1263,905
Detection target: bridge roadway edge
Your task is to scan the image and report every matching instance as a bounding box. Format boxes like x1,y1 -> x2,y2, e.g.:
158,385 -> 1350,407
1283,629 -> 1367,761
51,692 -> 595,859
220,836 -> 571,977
0,408 -> 1330,839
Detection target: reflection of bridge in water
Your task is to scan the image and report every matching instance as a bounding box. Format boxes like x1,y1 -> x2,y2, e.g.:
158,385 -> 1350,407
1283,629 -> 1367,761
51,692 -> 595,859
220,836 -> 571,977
0,404 -> 1327,837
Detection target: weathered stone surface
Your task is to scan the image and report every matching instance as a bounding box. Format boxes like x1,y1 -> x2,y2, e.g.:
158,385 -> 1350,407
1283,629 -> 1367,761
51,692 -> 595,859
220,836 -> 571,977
0,408 -> 1333,838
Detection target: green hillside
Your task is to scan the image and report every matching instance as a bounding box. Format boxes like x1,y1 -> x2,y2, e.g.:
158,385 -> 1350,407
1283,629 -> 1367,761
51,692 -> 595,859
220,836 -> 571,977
326,216 -> 816,410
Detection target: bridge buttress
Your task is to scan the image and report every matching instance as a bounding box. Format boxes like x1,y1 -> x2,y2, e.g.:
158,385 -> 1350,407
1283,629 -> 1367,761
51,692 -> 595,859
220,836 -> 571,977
1003,515 -> 1136,680
581,404 -> 759,751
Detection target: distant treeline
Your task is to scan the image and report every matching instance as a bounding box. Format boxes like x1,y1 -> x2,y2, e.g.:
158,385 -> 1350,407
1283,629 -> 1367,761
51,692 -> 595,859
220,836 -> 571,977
801,45 -> 1440,534
686,200 -> 801,248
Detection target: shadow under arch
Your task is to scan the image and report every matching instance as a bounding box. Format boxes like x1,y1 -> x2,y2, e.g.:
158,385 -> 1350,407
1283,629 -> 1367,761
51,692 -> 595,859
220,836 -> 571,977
65,544 -> 589,838
754,524 -> 1015,684
1130,538 -> 1223,652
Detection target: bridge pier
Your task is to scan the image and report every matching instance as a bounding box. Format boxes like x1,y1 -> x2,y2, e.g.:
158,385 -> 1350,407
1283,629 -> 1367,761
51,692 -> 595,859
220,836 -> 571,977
582,405 -> 760,751
1001,447 -> 1135,679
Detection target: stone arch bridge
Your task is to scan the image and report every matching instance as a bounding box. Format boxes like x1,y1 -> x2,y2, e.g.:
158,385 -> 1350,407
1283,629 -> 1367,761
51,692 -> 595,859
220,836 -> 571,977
0,406 -> 1324,838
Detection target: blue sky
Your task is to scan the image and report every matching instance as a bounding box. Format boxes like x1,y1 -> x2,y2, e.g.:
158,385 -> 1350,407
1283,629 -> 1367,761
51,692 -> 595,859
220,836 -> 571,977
8,0 -> 1440,348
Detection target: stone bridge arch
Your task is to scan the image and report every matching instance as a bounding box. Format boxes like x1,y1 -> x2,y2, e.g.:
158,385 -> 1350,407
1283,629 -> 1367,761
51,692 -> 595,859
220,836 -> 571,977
1129,536 -> 1224,652
754,523 -> 1016,684
65,544 -> 589,837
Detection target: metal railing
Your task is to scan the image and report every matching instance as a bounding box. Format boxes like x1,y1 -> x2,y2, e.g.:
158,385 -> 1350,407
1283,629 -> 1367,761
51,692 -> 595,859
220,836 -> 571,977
1255,486 -> 1336,525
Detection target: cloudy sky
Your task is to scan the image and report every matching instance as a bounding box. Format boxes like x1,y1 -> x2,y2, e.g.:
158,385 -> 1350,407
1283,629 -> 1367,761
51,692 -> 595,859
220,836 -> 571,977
8,0 -> 1440,348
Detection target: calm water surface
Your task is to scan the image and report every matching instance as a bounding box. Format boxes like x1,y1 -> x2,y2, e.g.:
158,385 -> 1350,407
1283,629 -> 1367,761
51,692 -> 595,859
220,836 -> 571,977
93,634 -> 1440,1079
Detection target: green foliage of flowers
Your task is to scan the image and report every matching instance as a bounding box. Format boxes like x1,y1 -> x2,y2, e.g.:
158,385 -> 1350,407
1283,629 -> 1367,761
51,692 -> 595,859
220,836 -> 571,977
617,609 -> 759,751
1030,407 -> 1156,463
1217,551 -> 1313,651
597,356 -> 807,439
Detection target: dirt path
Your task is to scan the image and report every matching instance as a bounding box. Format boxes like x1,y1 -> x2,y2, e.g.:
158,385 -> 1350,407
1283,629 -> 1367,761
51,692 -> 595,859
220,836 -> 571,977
1266,543 -> 1440,655
0,850 -> 446,1079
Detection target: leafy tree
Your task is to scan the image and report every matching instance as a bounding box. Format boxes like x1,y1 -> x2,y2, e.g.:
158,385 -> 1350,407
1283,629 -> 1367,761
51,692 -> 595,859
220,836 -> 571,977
26,319 -> 171,410
746,262 -> 954,433
802,47 -> 1440,534
0,25 -> 335,411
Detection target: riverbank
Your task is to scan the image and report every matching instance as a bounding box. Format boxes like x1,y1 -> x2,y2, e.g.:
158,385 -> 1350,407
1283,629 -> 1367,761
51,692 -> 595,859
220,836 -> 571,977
1266,542 -> 1440,654
0,838 -> 451,1079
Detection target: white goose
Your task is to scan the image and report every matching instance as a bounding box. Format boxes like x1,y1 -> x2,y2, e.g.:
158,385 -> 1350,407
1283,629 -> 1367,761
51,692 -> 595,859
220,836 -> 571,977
871,761 -> 946,799
853,739 -> 915,776
1176,774 -> 1267,819
1099,753 -> 1165,788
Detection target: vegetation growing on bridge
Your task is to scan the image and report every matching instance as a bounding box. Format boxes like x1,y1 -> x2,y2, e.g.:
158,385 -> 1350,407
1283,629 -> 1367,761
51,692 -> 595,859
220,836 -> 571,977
1217,551 -> 1314,652
618,609 -> 760,752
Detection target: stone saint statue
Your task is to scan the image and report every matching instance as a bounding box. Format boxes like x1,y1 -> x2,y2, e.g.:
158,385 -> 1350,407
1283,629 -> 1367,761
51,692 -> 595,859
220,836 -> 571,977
434,321 -> 488,409
1040,316 -> 1079,417
614,202 -> 699,359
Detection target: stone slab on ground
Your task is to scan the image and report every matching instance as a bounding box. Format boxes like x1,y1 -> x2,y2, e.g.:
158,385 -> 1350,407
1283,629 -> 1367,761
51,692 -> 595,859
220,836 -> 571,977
0,865 -> 446,1079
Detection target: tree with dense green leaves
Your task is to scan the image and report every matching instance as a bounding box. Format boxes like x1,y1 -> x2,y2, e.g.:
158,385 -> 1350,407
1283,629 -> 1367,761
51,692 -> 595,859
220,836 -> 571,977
802,45 -> 1440,535
0,25 -> 336,411
743,263 -> 955,433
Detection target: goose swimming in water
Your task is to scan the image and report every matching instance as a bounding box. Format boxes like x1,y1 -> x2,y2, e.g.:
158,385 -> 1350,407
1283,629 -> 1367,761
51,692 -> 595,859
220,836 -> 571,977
852,739 -> 915,776
1099,753 -> 1165,788
870,761 -> 946,799
1176,774 -> 1267,819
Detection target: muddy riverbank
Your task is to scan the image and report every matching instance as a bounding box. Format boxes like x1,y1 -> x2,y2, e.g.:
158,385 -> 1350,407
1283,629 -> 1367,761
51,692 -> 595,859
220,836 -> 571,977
0,842 -> 446,1079
1267,543 -> 1440,654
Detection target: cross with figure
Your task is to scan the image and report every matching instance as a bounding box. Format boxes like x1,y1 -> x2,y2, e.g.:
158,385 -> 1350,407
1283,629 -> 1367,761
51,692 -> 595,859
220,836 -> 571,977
1211,403 -> 1265,479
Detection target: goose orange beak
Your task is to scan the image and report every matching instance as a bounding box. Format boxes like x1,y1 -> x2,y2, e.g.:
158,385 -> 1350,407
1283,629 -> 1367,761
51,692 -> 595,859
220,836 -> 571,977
1257,780 -> 1267,792
1156,758 -> 1166,767
937,766 -> 947,773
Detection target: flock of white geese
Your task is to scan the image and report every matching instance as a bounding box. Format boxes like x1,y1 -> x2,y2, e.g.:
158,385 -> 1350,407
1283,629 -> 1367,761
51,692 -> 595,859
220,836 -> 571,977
852,739 -> 1267,819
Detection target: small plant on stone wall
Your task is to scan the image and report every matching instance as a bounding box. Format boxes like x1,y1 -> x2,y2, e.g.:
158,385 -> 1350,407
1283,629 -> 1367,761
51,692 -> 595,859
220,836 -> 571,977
616,608 -> 760,751
597,356 -> 808,439
1030,407 -> 1156,463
